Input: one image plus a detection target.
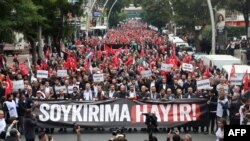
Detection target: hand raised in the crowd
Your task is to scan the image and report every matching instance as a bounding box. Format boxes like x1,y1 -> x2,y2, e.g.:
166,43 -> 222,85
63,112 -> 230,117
75,126 -> 81,134
166,130 -> 173,138
12,120 -> 18,125
207,100 -> 211,104
174,128 -> 180,135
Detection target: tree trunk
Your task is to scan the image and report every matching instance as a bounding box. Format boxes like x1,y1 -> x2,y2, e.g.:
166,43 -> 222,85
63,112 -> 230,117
31,40 -> 37,65
38,26 -> 44,60
243,0 -> 249,38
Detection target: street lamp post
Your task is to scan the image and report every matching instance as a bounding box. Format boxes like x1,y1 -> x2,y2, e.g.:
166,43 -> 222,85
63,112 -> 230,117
107,0 -> 118,28
207,0 -> 216,54
86,0 -> 97,41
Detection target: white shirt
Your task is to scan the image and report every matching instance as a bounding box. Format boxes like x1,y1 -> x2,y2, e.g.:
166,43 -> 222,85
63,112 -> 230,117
84,90 -> 93,101
0,118 -> 6,133
108,90 -> 115,98
129,91 -> 136,98
4,100 -> 18,118
216,98 -> 229,118
239,105 -> 245,125
216,127 -> 224,141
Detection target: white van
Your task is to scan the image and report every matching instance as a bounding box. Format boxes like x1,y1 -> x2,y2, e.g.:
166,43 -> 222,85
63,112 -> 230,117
222,65 -> 250,79
201,55 -> 241,70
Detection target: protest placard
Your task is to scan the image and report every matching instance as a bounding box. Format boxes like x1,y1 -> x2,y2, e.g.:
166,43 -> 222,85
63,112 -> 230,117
141,70 -> 152,78
230,77 -> 242,86
12,80 -> 24,91
93,73 -> 104,82
161,63 -> 172,72
37,70 -> 48,78
197,79 -> 210,89
182,63 -> 193,72
57,70 -> 68,77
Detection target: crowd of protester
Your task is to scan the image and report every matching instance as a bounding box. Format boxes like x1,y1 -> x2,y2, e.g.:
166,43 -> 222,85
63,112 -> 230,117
0,19 -> 250,141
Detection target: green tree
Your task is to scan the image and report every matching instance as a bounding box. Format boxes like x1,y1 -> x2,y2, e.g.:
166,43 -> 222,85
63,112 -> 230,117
170,0 -> 210,51
101,0 -> 131,27
140,0 -> 172,28
0,0 -> 44,43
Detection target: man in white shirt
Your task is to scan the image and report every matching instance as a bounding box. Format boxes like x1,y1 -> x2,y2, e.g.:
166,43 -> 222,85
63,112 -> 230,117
127,85 -> 137,99
0,110 -> 6,139
83,83 -> 93,101
216,91 -> 229,119
107,84 -> 117,99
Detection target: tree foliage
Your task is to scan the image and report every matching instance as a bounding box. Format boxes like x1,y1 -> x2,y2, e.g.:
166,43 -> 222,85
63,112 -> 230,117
140,0 -> 172,28
170,0 -> 209,32
0,0 -> 44,42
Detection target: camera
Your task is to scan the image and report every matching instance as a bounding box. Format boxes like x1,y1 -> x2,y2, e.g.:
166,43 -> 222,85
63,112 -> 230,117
109,128 -> 126,141
112,128 -> 125,137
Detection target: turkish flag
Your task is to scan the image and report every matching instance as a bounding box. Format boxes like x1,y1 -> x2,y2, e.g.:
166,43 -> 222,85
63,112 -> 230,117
229,65 -> 236,79
104,44 -> 113,54
97,50 -> 102,60
45,49 -> 50,59
5,76 -> 13,96
137,65 -> 144,73
125,56 -> 133,66
140,45 -> 144,58
19,63 -> 28,76
40,61 -> 48,70
203,65 -> 211,78
84,59 -> 89,72
183,54 -> 191,63
243,70 -> 249,91
112,56 -> 120,67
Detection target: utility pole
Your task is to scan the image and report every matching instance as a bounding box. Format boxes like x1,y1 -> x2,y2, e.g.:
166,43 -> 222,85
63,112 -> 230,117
207,0 -> 216,54
107,0 -> 118,28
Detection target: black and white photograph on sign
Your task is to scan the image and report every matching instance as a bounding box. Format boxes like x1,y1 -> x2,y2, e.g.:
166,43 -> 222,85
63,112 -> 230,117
141,70 -> 152,78
196,79 -> 210,89
37,70 -> 48,78
161,63 -> 172,72
182,63 -> 193,72
57,70 -> 68,77
93,73 -> 104,82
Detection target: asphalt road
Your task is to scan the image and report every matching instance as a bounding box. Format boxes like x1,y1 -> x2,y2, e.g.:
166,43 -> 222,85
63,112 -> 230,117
25,130 -> 216,141
44,133 -> 215,141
